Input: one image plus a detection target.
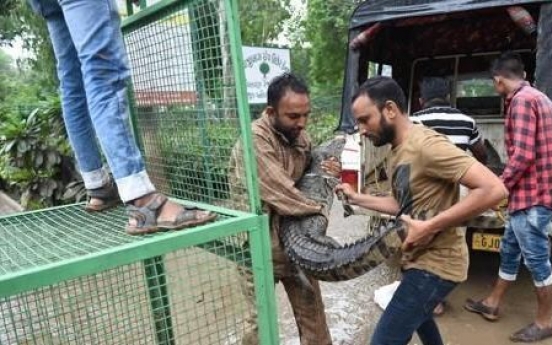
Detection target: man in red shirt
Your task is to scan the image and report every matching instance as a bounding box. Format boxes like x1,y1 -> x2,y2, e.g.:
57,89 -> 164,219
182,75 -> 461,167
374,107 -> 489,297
465,52 -> 552,342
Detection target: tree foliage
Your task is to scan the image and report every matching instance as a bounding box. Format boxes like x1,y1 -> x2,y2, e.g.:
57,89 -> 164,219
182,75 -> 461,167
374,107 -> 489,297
238,0 -> 291,46
0,98 -> 83,209
305,0 -> 360,91
188,0 -> 292,101
0,1 -> 57,91
0,0 -> 21,44
0,50 -> 15,103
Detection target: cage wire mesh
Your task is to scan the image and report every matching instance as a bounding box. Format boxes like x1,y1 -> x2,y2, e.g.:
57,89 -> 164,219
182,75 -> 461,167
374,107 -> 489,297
0,241 -> 255,345
0,0 -> 275,344
123,0 -> 253,212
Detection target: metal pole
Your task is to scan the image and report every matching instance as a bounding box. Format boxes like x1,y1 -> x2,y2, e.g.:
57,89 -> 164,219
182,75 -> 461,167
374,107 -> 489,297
189,0 -> 216,203
122,8 -> 175,345
225,1 -> 278,344
144,256 -> 176,345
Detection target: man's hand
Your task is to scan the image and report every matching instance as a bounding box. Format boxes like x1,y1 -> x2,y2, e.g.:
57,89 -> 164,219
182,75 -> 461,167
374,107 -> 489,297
321,156 -> 341,178
492,197 -> 508,211
334,183 -> 357,200
400,215 -> 436,251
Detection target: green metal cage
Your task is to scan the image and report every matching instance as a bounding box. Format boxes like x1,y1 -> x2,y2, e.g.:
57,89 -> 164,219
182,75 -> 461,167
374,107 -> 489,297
0,0 -> 278,344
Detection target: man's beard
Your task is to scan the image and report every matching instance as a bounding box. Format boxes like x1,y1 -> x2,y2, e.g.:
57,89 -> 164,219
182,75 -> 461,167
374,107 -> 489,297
273,117 -> 301,142
368,116 -> 395,147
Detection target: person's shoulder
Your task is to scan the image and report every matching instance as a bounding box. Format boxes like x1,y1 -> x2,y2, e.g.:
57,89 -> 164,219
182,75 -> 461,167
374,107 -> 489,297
421,106 -> 473,117
252,117 -> 271,136
515,84 -> 549,103
413,123 -> 440,136
413,107 -> 474,122
410,124 -> 441,142
251,118 -> 276,147
450,111 -> 477,125
411,124 -> 451,147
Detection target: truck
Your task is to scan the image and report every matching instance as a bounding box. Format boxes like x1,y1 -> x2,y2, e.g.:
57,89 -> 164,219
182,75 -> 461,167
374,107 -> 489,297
338,0 -> 552,253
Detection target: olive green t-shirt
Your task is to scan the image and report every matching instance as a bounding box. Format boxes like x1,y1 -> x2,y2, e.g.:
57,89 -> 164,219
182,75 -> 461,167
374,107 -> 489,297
388,124 -> 476,282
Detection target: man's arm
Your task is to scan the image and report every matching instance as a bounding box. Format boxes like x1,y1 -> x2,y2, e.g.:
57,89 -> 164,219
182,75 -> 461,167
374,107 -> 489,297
470,139 -> 488,164
500,98 -> 537,190
468,121 -> 488,164
254,135 -> 323,217
402,156 -> 507,250
334,183 -> 400,215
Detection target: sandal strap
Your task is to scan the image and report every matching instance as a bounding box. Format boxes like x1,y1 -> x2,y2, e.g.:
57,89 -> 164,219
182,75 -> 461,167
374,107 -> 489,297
87,180 -> 118,199
173,207 -> 205,223
126,193 -> 168,228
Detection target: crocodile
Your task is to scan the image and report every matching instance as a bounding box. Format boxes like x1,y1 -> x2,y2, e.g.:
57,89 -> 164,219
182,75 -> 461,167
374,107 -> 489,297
279,137 -> 507,282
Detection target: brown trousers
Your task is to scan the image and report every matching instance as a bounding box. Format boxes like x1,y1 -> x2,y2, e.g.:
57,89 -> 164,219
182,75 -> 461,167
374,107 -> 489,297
240,229 -> 332,345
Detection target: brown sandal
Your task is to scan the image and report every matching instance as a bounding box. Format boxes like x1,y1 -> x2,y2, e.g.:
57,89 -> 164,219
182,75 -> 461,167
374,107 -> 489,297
126,193 -> 217,235
85,180 -> 121,212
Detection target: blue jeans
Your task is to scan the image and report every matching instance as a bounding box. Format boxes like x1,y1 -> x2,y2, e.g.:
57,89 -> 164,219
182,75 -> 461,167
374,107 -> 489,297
371,269 -> 457,345
499,205 -> 552,287
28,0 -> 154,202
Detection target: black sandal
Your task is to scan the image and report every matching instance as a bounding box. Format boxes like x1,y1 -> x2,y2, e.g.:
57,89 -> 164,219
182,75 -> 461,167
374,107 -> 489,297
464,298 -> 499,321
510,323 -> 552,342
126,193 -> 217,235
85,180 -> 121,212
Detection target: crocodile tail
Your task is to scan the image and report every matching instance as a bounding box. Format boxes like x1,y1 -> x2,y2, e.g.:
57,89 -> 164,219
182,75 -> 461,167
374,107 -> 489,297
281,223 -> 405,282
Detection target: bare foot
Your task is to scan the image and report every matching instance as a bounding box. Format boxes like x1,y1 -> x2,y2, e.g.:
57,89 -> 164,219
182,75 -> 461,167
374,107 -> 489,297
433,302 -> 445,316
88,197 -> 104,207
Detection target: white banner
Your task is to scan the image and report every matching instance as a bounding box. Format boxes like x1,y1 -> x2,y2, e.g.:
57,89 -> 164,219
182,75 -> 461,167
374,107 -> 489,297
242,46 -> 291,104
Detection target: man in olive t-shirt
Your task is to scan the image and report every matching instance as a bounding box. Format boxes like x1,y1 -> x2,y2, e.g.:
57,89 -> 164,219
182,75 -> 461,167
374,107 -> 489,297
336,76 -> 507,345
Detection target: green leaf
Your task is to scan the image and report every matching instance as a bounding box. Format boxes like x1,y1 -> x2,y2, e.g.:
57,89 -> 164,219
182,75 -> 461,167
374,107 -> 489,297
17,140 -> 28,153
34,152 -> 44,167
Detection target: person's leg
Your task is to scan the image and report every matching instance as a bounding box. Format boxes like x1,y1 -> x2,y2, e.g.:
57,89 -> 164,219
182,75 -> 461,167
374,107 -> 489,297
535,286 -> 552,328
57,0 -> 153,202
515,206 -> 552,331
281,274 -> 332,345
239,238 -> 288,345
465,214 -> 521,318
30,0 -> 107,192
489,215 -> 524,307
416,318 -> 444,345
56,0 -> 214,231
371,269 -> 456,345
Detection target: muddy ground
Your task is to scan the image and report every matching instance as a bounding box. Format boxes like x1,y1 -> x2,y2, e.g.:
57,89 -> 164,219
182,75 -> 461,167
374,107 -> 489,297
277,201 -> 544,345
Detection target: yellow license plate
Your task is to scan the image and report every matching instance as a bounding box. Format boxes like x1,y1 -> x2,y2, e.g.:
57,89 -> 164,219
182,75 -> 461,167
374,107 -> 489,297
472,233 -> 501,252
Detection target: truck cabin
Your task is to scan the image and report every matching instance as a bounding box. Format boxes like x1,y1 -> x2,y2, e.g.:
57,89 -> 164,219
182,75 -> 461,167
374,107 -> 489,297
339,0 -> 548,142
338,0 -> 552,249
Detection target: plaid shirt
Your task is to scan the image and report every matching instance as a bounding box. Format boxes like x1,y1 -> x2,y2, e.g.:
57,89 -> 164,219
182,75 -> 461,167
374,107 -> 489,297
502,82 -> 552,212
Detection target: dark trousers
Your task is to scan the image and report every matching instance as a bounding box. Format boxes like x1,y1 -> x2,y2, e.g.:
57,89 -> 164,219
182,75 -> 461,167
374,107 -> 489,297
371,269 -> 457,345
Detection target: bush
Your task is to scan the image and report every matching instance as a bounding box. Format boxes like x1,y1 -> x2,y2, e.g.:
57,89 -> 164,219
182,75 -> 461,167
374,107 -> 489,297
152,110 -> 239,203
0,97 -> 82,209
156,97 -> 340,204
308,95 -> 341,145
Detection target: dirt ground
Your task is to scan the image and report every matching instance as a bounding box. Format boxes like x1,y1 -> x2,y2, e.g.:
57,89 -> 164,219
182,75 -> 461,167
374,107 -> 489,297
277,201 -> 549,345
434,251 -> 540,345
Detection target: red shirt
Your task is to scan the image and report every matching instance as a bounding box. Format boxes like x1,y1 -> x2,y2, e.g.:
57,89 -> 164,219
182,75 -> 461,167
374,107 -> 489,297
502,82 -> 552,212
